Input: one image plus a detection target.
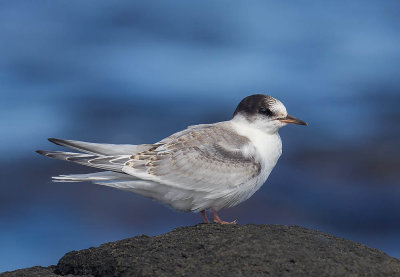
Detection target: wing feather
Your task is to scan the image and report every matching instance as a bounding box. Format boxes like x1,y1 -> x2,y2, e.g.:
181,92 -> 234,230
123,122 -> 261,193
48,138 -> 152,155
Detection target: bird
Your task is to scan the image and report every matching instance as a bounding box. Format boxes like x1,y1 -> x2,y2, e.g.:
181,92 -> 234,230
36,94 -> 307,224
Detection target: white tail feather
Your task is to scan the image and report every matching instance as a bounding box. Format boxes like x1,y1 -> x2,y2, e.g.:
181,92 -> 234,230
53,171 -> 135,182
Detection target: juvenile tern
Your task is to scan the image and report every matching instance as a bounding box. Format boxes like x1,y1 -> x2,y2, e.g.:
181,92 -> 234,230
37,94 -> 307,224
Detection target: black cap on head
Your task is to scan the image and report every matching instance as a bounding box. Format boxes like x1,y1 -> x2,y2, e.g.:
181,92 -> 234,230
233,94 -> 277,118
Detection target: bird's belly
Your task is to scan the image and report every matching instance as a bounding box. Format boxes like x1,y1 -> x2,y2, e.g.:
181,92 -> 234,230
208,167 -> 276,210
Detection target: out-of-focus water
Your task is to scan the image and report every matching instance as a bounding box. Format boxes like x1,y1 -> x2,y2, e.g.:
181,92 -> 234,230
1,0 -> 399,272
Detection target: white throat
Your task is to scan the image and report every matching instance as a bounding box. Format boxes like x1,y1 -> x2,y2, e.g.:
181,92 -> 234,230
230,115 -> 282,172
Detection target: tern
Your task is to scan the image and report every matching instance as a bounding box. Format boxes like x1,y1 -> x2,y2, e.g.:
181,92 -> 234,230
37,94 -> 307,224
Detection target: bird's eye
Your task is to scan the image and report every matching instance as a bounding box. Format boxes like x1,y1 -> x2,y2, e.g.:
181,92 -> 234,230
259,107 -> 273,116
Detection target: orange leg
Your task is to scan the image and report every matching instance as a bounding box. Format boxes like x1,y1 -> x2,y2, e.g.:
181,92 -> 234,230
201,210 -> 209,223
212,210 -> 237,224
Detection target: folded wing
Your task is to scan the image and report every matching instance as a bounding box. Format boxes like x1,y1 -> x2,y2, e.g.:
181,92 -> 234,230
123,123 -> 261,193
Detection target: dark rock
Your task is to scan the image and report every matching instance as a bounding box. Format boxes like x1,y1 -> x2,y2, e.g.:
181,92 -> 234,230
0,266 -> 59,277
2,224 -> 400,277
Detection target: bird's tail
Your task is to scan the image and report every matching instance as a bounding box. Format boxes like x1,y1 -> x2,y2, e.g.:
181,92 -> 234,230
36,138 -> 153,173
45,138 -> 152,155
52,171 -> 136,182
36,150 -> 131,172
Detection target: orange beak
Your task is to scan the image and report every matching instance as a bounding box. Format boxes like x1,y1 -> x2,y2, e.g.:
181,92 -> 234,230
279,115 -> 308,126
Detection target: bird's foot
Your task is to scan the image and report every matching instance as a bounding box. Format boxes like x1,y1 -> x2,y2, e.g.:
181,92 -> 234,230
212,211 -> 237,224
213,218 -> 238,224
200,210 -> 209,223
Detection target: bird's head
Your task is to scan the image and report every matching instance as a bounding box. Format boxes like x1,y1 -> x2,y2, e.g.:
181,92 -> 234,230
232,94 -> 307,133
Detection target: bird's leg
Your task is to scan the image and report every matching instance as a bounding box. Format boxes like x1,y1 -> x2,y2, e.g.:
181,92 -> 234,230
212,210 -> 237,224
200,210 -> 209,223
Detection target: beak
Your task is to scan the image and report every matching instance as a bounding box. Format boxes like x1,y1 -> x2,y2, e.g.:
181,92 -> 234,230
278,114 -> 308,126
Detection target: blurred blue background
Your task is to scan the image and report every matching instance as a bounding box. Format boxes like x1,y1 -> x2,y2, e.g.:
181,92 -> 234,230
1,0 -> 399,272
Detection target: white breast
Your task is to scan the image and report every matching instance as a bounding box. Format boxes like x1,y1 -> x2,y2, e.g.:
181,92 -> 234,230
220,119 -> 282,208
231,119 -> 282,175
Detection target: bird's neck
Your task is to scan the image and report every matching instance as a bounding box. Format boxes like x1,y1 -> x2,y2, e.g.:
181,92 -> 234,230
230,116 -> 282,166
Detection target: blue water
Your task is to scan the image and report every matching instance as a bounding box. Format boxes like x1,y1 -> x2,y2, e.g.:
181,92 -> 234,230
1,0 -> 400,272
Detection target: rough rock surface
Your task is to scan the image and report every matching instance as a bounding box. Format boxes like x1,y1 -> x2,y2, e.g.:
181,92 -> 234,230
2,224 -> 400,277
